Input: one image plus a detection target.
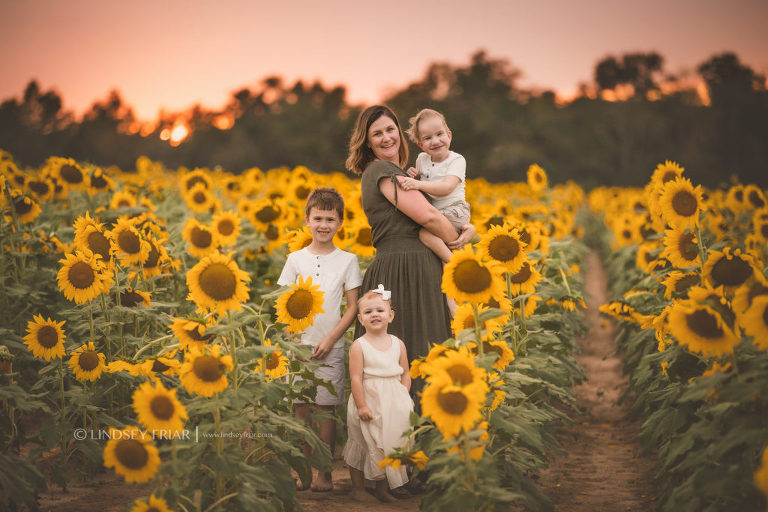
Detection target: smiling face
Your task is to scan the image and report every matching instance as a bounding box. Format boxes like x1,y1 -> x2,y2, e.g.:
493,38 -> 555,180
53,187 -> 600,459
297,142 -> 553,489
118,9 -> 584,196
416,114 -> 452,162
367,115 -> 401,164
306,207 -> 342,247
357,294 -> 394,334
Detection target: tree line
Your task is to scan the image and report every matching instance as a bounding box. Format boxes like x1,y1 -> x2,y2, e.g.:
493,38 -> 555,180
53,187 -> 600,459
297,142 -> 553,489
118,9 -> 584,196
1,50 -> 766,187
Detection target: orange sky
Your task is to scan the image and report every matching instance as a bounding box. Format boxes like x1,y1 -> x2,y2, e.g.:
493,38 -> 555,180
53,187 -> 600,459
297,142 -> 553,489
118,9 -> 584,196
2,0 -> 767,121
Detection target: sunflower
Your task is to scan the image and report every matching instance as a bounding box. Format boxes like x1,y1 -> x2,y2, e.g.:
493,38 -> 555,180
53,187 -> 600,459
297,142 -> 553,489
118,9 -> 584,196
659,177 -> 704,230
57,250 -> 112,303
132,381 -> 188,434
451,304 -> 507,341
52,157 -> 87,190
661,271 -> 701,299
182,217 -> 219,259
186,251 -> 251,316
442,246 -> 505,305
599,301 -> 644,323
468,339 -> 515,370
739,296 -> 768,351
103,426 -> 160,483
116,288 -> 151,308
170,318 -> 216,351
475,224 -> 527,273
668,298 -> 740,357
87,167 -> 115,195
130,494 -> 172,512
7,190 -> 41,224
446,421 -> 489,461
423,346 -> 489,391
513,294 -> 540,317
507,259 -> 543,295
702,247 -> 759,295
23,314 -> 66,361
526,164 -> 548,192
212,210 -> 241,247
662,225 -> 700,268
744,184 -> 766,210
180,344 -> 233,397
138,236 -> 170,278
25,175 -> 54,201
275,275 -> 325,332
346,221 -> 376,258
249,197 -> 287,231
73,212 -> 113,267
258,338 -> 289,380
421,371 -> 486,438
68,342 -> 107,382
183,183 -> 218,213
732,273 -> 768,315
109,217 -> 150,265
510,220 -> 549,255
287,225 -> 313,253
110,190 -> 138,210
755,446 -> 768,499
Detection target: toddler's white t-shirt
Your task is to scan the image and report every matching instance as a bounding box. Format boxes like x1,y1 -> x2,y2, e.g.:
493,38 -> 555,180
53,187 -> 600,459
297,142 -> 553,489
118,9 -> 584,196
415,151 -> 467,210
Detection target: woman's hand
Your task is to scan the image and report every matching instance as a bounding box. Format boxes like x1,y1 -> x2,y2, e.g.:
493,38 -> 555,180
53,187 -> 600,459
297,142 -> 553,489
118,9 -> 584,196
357,405 -> 374,421
446,223 -> 476,250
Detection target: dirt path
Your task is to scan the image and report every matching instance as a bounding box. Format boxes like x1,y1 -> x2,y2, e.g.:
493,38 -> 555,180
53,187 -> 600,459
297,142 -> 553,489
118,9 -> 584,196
532,250 -> 656,511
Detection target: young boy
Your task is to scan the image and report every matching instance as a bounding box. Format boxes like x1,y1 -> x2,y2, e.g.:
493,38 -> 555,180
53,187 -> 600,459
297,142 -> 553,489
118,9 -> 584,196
277,187 -> 362,492
400,108 -> 470,264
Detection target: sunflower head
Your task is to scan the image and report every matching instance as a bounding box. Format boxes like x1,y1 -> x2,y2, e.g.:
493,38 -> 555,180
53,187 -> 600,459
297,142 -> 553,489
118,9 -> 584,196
442,246 -> 505,305
275,275 -> 325,333
182,217 -> 220,258
212,210 -> 242,247
421,371 -> 486,438
659,177 -> 704,230
129,494 -> 173,512
668,288 -> 740,357
526,164 -> 548,192
109,217 -> 151,265
183,183 -> 219,213
132,381 -> 188,433
258,338 -> 289,380
662,225 -> 700,268
702,247 -> 759,295
180,344 -> 234,397
103,426 -> 160,483
186,251 -> 251,316
476,224 -> 527,273
57,250 -> 112,304
24,314 -> 66,361
287,226 -> 314,253
68,342 -> 107,382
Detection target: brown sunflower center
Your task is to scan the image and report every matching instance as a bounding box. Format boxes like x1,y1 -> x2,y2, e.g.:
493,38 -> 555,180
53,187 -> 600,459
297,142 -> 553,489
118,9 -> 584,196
217,219 -> 235,236
674,274 -> 700,292
28,180 -> 50,196
14,197 -> 33,214
37,325 -> 59,348
661,171 -> 679,184
192,355 -> 224,382
149,394 -> 175,420
151,360 -> 171,372
193,191 -> 207,204
185,176 -> 208,190
621,229 -> 632,240
114,439 -> 149,470
710,256 -> 753,287
436,389 -> 468,415
452,260 -> 492,294
488,235 -> 521,262
68,261 -> 96,289
188,326 -> 215,342
671,190 -> 698,217
119,290 -> 145,307
90,174 -> 108,189
483,341 -> 504,357
144,243 -> 160,268
265,352 -> 281,370
78,351 -> 100,371
265,224 -> 279,241
748,190 -> 765,208
87,231 -> 111,262
445,364 -> 474,386
255,205 -> 280,223
118,229 -> 141,254
462,316 -> 476,330
677,232 -> 698,261
685,309 -> 724,339
59,164 -> 83,184
286,289 -> 314,319
510,262 -> 532,284
295,185 -> 311,200
191,226 -> 213,248
198,263 -> 237,301
534,172 -> 543,183
356,227 -> 372,246
484,215 -> 505,231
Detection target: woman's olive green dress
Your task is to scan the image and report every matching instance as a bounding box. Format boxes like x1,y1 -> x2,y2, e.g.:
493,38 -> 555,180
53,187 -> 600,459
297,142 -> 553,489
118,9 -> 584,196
353,160 -> 452,365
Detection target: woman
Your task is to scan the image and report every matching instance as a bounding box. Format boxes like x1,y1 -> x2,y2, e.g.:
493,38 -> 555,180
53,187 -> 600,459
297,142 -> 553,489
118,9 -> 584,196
346,105 -> 475,371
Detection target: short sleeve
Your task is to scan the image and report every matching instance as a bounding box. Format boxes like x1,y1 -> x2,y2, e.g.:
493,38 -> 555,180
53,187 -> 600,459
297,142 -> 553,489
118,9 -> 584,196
277,254 -> 297,286
415,153 -> 429,173
363,160 -> 403,187
445,154 -> 466,181
343,253 -> 363,291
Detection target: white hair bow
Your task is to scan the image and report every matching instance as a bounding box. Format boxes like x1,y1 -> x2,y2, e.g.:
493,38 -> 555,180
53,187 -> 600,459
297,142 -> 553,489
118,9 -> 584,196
373,284 -> 391,301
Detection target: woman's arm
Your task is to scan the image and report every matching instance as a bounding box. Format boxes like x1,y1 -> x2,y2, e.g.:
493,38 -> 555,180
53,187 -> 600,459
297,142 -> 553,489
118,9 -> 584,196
379,178 -> 458,244
349,341 -> 373,421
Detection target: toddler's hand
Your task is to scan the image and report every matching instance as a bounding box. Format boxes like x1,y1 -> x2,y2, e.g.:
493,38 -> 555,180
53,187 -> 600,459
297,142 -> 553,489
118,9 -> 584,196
400,177 -> 420,191
406,167 -> 420,179
358,406 -> 374,421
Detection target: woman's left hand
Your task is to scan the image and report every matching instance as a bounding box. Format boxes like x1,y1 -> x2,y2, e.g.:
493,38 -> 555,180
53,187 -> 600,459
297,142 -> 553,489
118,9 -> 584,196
446,223 -> 476,250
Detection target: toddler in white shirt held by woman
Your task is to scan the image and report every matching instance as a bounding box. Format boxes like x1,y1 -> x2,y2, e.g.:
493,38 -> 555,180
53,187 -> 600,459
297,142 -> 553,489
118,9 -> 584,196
398,108 -> 471,264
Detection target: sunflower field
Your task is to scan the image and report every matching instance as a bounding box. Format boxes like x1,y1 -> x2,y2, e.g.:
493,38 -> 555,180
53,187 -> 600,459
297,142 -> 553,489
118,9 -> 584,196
591,163 -> 768,511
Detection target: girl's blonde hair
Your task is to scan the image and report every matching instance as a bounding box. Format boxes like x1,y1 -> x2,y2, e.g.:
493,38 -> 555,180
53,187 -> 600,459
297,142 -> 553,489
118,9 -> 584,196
357,289 -> 393,310
346,105 -> 409,175
405,108 -> 448,144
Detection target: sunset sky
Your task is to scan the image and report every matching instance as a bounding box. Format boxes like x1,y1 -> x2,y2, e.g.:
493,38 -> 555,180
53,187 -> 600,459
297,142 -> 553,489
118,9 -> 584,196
2,0 -> 767,121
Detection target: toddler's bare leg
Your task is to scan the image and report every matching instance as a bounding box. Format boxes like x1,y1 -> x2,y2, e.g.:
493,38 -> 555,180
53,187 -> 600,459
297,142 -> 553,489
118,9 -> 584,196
419,228 -> 452,263
375,478 -> 397,502
349,468 -> 377,502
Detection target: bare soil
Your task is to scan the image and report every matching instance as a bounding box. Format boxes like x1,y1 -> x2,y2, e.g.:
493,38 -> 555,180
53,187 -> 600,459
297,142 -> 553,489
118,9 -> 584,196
34,250 -> 654,512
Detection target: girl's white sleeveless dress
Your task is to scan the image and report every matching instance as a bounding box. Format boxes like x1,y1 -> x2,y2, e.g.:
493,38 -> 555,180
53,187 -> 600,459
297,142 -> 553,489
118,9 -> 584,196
342,335 -> 413,488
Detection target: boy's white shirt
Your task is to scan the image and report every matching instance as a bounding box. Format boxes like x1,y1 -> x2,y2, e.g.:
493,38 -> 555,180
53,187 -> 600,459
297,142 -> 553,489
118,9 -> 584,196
415,151 -> 467,210
277,247 -> 362,349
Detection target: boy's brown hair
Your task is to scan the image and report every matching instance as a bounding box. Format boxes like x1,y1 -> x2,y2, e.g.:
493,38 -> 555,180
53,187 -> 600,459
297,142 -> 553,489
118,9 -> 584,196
305,187 -> 345,219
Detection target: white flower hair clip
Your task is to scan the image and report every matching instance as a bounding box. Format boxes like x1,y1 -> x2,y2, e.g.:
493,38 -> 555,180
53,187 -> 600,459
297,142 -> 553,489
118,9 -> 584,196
372,284 -> 391,301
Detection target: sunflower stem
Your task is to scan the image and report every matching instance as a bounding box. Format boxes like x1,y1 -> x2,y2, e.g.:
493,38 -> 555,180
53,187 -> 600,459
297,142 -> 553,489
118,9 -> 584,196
558,267 -> 572,296
227,311 -> 239,391
214,406 -> 224,501
58,357 -> 66,412
695,224 -> 707,269
134,334 -> 173,360
471,304 -> 483,356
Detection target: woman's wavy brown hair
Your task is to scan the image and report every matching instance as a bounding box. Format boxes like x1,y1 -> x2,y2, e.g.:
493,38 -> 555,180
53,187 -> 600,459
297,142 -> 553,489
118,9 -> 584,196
345,105 -> 409,175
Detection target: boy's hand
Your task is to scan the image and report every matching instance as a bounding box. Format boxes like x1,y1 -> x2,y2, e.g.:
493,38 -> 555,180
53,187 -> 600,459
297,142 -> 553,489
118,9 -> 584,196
406,166 -> 420,179
400,177 -> 420,191
357,406 -> 374,421
312,339 -> 333,360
